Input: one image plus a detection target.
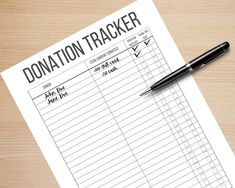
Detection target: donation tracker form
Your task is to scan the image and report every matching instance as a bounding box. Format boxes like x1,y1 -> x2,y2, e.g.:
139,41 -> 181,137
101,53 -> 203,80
2,0 -> 235,187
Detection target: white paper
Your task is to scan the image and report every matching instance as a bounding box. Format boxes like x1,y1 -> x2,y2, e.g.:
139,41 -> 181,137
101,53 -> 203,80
2,0 -> 235,187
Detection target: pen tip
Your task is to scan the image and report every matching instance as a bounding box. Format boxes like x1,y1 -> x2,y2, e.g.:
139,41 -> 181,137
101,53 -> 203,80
140,88 -> 152,96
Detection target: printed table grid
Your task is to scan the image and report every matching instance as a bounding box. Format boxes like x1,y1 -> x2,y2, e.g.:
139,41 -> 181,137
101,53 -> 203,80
28,28 -> 231,188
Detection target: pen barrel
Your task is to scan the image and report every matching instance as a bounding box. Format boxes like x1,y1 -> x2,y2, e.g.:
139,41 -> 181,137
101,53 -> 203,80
188,42 -> 229,70
150,65 -> 188,91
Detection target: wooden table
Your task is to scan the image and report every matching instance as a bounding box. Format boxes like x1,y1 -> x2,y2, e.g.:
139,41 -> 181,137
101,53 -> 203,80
0,0 -> 234,187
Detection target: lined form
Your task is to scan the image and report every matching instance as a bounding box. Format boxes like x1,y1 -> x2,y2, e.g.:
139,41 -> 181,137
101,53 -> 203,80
28,28 -> 231,187
2,0 -> 235,187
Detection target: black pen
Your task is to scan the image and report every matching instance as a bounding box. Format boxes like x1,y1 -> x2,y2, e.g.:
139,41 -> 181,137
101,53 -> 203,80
140,41 -> 230,96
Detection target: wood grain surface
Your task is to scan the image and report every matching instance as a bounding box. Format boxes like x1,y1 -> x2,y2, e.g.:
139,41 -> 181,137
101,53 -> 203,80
0,0 -> 235,187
